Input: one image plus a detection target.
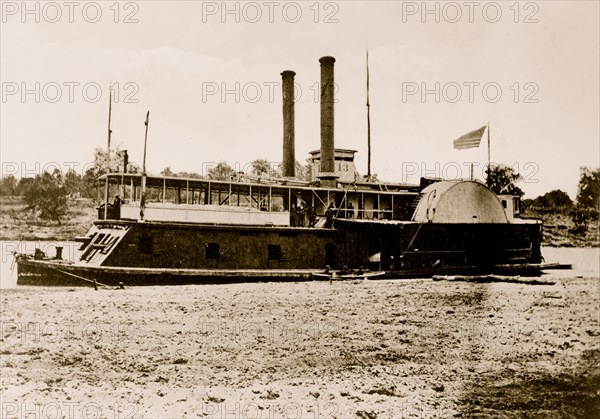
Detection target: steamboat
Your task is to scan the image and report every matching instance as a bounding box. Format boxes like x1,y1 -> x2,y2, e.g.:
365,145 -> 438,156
17,56 -> 545,286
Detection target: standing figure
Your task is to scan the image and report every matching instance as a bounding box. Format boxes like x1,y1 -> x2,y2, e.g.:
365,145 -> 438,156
307,205 -> 317,228
112,194 -> 122,220
325,202 -> 336,228
347,202 -> 355,219
290,204 -> 297,227
297,202 -> 305,227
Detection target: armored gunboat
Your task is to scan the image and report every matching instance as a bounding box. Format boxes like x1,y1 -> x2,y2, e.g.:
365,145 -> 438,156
16,56 -> 544,286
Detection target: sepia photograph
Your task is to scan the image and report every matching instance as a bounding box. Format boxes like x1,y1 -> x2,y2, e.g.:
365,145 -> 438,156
1,1 -> 599,417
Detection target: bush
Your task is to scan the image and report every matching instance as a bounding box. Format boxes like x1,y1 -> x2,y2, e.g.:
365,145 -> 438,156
570,205 -> 598,236
485,164 -> 524,196
576,167 -> 600,211
21,171 -> 69,224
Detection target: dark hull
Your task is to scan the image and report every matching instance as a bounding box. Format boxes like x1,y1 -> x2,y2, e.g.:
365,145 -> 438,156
17,257 -> 550,287
16,258 -> 317,287
336,220 -> 543,272
101,222 -> 336,270
16,219 -> 545,287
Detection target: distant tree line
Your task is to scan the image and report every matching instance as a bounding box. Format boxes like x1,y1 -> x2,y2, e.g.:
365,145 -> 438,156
0,169 -> 99,201
485,164 -> 598,210
0,147 -> 137,199
159,158 -> 312,182
520,167 -> 600,235
2,150 -> 597,227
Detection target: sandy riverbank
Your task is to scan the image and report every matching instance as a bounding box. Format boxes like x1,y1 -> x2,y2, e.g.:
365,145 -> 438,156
1,274 -> 598,418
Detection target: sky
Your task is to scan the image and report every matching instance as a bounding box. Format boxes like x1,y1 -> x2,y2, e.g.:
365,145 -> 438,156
1,0 -> 598,199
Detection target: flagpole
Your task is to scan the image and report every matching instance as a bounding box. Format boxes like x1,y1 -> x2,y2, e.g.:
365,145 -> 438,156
104,87 -> 112,220
140,111 -> 150,221
366,49 -> 371,178
487,121 -> 491,170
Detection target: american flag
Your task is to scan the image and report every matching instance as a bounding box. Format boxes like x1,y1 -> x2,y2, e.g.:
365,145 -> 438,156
453,125 -> 487,150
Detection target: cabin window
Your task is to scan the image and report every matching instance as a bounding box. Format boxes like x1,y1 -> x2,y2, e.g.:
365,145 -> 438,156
268,244 -> 283,260
205,242 -> 221,260
139,233 -> 153,254
502,200 -> 507,208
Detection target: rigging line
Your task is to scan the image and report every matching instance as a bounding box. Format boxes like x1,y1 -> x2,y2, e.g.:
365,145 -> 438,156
48,265 -> 113,289
10,251 -> 17,272
333,190 -> 348,219
312,190 -> 327,206
401,223 -> 424,258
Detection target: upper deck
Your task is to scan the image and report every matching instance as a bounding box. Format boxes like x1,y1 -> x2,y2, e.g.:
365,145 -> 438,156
98,173 -> 420,226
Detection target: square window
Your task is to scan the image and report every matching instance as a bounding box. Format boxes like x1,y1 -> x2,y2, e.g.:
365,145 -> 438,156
268,244 -> 283,260
139,233 -> 153,254
205,242 -> 220,260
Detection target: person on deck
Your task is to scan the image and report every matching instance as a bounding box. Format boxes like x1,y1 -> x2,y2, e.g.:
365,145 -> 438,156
347,202 -> 355,219
307,205 -> 316,228
325,202 -> 335,228
113,194 -> 122,207
112,194 -> 122,219
297,203 -> 305,227
290,204 -> 297,227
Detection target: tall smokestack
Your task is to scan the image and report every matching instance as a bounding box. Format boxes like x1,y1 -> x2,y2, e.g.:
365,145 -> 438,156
122,150 -> 129,173
319,56 -> 336,185
281,70 -> 296,178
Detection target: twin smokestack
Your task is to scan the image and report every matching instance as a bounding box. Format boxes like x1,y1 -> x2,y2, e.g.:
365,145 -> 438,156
281,56 -> 336,182
281,70 -> 296,178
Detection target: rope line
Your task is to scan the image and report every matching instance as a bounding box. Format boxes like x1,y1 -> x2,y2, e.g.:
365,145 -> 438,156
48,265 -> 113,289
401,223 -> 423,258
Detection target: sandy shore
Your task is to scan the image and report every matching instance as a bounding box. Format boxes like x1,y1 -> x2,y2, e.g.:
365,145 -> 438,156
1,275 -> 599,418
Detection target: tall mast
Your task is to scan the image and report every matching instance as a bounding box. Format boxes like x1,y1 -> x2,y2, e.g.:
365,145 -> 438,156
104,87 -> 112,219
366,50 -> 372,178
140,111 -> 150,220
487,121 -> 491,169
